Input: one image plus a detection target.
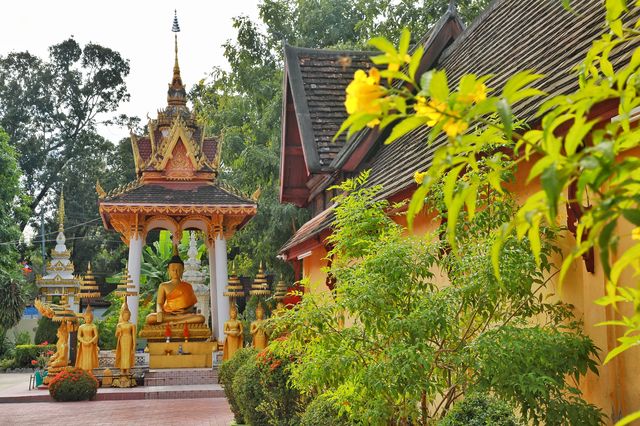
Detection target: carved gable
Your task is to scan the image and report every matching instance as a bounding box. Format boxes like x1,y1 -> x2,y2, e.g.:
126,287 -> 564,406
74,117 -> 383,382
165,140 -> 196,180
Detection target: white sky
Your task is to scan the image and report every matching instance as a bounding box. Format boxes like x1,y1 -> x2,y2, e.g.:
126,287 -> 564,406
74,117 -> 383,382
0,1 -> 262,141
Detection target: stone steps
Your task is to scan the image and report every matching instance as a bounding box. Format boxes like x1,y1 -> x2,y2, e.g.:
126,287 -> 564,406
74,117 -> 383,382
143,367 -> 218,387
0,384 -> 225,403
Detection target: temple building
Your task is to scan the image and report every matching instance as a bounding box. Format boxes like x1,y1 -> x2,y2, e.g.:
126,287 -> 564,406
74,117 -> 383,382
97,14 -> 256,344
36,193 -> 80,312
278,0 -> 639,421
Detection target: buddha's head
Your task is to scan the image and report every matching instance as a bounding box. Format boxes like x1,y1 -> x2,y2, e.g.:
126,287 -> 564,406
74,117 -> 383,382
256,303 -> 265,320
83,305 -> 94,324
230,305 -> 238,320
168,245 -> 184,280
121,301 -> 131,323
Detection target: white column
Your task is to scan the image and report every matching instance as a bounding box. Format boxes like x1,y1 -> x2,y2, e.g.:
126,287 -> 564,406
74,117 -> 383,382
127,234 -> 144,324
215,235 -> 230,343
208,241 -> 219,341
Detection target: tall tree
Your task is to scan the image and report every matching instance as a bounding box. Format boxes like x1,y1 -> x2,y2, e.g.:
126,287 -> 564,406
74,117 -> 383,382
0,127 -> 29,330
0,38 -> 130,229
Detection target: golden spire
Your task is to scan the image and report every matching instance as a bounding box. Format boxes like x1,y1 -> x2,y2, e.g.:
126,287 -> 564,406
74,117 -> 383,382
58,191 -> 65,232
168,10 -> 186,106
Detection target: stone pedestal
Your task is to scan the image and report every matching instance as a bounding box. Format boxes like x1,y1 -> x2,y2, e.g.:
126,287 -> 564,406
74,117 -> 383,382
147,341 -> 217,368
139,323 -> 212,342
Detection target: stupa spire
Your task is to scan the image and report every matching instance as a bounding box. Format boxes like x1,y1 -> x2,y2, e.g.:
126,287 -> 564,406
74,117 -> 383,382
58,191 -> 65,232
168,10 -> 186,107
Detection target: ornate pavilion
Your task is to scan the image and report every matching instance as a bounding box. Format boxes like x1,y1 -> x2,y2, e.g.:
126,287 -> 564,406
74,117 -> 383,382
97,25 -> 257,342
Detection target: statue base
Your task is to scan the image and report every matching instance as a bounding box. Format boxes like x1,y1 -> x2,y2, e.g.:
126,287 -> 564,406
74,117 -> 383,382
148,341 -> 217,369
139,322 -> 212,342
43,365 -> 65,385
112,374 -> 136,388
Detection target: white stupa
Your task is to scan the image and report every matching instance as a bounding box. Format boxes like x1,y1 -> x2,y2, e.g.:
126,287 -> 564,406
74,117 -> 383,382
36,193 -> 81,312
182,231 -> 210,322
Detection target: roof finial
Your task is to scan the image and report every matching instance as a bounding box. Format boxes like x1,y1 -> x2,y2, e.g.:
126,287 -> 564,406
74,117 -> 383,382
168,10 -> 186,107
448,0 -> 457,13
58,191 -> 65,232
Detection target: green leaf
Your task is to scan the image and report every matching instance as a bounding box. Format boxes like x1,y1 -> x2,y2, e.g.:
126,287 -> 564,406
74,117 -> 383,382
398,28 -> 410,56
502,70 -> 544,103
368,37 -> 397,55
599,219 -> 618,277
497,99 -> 512,140
384,116 -> 425,144
622,209 -> 640,226
616,410 -> 640,426
540,163 -> 561,218
610,242 -> 640,284
408,46 -> 424,81
407,183 -> 430,230
429,70 -> 449,101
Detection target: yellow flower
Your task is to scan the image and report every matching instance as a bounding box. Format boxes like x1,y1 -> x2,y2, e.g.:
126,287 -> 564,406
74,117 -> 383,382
442,119 -> 469,138
632,227 -> 640,240
414,97 -> 448,126
460,82 -> 487,104
414,170 -> 427,185
387,54 -> 411,74
344,68 -> 385,117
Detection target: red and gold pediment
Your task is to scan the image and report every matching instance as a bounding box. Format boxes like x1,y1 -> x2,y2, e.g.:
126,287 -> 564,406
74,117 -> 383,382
164,140 -> 195,180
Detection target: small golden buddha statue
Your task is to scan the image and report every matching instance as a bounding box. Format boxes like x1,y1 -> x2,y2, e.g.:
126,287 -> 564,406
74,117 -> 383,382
48,322 -> 69,368
145,246 -> 205,325
115,301 -> 136,376
250,303 -> 268,350
75,305 -> 99,372
223,305 -> 244,361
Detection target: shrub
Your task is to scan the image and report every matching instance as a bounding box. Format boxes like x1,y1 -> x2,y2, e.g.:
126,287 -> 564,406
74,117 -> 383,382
12,330 -> 31,345
14,344 -> 56,367
34,316 -> 58,345
232,355 -> 268,426
219,347 -> 257,424
255,349 -> 306,425
301,395 -> 350,426
48,367 -> 98,402
439,394 -> 522,426
0,358 -> 15,370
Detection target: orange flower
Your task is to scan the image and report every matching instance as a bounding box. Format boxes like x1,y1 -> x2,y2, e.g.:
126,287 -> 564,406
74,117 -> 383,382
459,82 -> 487,104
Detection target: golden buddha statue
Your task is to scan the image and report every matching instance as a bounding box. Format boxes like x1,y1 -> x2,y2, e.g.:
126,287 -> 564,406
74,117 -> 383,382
223,305 -> 244,361
145,246 -> 205,325
48,322 -> 69,368
250,303 -> 268,350
75,305 -> 99,372
115,302 -> 136,376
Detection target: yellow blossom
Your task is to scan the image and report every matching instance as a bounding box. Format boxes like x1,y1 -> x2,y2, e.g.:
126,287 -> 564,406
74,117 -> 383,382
344,68 -> 385,117
414,170 -> 427,185
387,54 -> 411,74
414,97 -> 448,126
632,227 -> 640,240
443,119 -> 469,138
460,82 -> 487,104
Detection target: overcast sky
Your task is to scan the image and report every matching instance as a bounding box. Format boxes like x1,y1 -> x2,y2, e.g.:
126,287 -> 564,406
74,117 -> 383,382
0,1 -> 262,142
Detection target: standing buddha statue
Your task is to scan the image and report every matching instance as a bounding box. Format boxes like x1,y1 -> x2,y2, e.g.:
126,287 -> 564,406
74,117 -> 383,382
250,303 -> 268,350
115,301 -> 136,376
223,305 -> 243,361
75,305 -> 99,372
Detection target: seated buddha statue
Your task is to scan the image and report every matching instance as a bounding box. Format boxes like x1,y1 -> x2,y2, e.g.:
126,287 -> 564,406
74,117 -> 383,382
145,246 -> 205,325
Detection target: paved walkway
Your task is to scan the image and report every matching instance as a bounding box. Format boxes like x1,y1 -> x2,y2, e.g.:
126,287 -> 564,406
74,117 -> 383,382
0,398 -> 234,425
0,373 -> 234,425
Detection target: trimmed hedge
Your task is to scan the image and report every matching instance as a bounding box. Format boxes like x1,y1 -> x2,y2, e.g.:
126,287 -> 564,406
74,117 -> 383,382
440,394 -> 522,426
219,348 -> 257,424
301,395 -> 350,426
14,344 -> 56,367
232,357 -> 269,426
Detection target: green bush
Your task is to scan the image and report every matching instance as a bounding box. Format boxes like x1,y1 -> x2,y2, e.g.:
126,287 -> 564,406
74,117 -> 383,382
48,367 -> 98,402
255,350 -> 306,425
34,316 -> 58,345
301,395 -> 350,426
232,355 -> 268,426
0,358 -> 15,370
219,347 -> 257,424
14,344 -> 56,368
439,394 -> 522,426
12,330 -> 31,345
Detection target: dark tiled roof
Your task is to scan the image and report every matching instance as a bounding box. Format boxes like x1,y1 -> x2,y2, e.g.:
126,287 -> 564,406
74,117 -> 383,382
137,137 -> 152,162
280,208 -> 334,254
367,0 -> 639,200
102,183 -> 254,206
285,46 -> 375,171
202,138 -> 218,162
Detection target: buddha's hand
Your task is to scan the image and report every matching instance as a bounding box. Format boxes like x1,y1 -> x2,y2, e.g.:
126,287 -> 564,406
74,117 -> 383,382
157,311 -> 163,323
